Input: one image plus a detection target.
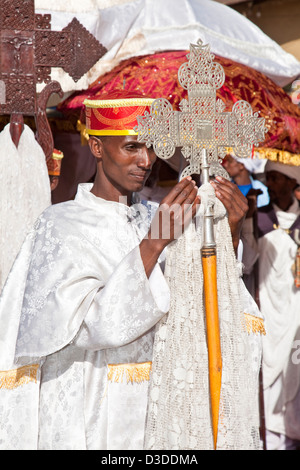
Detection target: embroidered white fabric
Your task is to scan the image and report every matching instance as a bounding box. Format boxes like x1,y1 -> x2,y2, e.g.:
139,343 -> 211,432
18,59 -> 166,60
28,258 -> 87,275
260,201 -> 300,390
0,184 -> 170,449
144,182 -> 263,450
259,201 -> 300,441
0,366 -> 42,450
0,125 -> 51,292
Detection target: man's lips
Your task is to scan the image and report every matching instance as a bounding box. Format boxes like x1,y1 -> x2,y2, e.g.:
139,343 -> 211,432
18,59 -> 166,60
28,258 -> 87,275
130,172 -> 149,180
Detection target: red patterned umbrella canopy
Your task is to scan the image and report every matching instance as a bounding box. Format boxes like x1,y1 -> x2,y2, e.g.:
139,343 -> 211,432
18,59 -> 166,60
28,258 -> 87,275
58,50 -> 300,163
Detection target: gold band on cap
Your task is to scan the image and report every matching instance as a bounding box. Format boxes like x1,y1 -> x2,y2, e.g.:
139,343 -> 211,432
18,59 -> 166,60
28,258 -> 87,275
86,129 -> 138,136
84,98 -> 154,108
83,94 -> 154,136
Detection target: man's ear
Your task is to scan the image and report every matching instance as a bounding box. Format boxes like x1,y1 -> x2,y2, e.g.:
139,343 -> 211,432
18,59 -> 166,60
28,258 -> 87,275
49,175 -> 59,191
88,136 -> 103,160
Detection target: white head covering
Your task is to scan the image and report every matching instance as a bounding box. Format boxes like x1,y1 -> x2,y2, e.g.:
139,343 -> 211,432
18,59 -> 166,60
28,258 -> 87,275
265,160 -> 300,185
235,157 -> 267,174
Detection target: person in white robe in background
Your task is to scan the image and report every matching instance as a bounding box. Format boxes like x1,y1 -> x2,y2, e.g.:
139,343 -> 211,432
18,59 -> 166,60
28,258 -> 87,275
0,125 -> 51,292
254,161 -> 300,450
0,91 -> 249,450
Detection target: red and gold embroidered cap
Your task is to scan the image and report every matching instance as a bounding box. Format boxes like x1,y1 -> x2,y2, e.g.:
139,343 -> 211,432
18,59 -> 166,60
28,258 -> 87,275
83,90 -> 154,136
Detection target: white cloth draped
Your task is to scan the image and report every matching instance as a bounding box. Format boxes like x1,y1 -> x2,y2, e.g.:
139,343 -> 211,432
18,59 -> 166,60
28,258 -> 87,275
0,184 -> 170,449
259,199 -> 300,441
0,125 -> 51,292
260,199 -> 300,390
144,183 -> 264,450
35,0 -> 300,92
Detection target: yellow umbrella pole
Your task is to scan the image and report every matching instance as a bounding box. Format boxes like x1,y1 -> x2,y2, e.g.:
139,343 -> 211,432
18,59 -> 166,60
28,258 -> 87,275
201,149 -> 222,450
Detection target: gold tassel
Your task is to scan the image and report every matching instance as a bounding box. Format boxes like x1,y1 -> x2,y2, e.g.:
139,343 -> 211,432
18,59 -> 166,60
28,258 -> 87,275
107,362 -> 152,384
243,313 -> 266,336
0,364 -> 39,390
77,120 -> 89,145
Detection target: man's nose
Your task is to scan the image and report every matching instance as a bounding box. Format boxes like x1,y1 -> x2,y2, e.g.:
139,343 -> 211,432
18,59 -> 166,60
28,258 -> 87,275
137,147 -> 153,168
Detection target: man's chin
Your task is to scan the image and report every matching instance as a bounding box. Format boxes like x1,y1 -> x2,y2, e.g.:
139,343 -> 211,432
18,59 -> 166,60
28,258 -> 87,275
132,181 -> 146,193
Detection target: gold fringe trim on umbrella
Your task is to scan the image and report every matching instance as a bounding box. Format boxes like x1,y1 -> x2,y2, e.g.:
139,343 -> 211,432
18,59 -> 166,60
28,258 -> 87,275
225,146 -> 300,166
108,361 -> 152,384
243,313 -> 266,336
0,364 -> 39,390
253,147 -> 300,167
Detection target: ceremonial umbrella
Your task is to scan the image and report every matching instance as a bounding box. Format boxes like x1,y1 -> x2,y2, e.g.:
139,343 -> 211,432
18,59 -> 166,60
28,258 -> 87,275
58,50 -> 300,164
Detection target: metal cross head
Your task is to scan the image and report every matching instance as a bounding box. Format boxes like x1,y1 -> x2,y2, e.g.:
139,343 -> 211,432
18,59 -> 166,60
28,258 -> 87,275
135,39 -> 268,179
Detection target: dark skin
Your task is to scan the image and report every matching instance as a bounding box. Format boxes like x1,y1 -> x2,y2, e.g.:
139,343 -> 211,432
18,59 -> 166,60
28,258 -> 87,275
265,170 -> 298,211
49,175 -> 59,192
210,176 -> 248,252
222,154 -> 251,186
222,154 -> 262,219
89,135 -> 248,276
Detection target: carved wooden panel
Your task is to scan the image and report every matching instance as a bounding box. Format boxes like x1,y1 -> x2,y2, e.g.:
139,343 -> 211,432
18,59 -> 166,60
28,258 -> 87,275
0,0 -> 107,157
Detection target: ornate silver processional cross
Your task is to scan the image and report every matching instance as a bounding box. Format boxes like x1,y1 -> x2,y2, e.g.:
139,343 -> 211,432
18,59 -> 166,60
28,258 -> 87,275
135,39 -> 268,449
135,39 -> 267,180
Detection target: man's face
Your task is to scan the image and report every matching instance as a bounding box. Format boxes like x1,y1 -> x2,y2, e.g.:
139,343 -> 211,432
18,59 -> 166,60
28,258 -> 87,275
265,170 -> 296,204
222,155 -> 244,178
95,135 -> 157,196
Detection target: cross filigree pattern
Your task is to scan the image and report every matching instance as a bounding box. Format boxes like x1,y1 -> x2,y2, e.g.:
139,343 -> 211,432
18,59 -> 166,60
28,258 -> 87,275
135,39 -> 267,178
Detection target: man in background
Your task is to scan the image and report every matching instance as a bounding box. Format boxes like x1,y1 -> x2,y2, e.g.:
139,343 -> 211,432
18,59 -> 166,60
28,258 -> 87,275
255,161 -> 300,450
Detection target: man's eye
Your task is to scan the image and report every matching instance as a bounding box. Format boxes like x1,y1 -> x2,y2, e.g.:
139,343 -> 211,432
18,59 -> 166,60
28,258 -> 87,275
125,144 -> 138,151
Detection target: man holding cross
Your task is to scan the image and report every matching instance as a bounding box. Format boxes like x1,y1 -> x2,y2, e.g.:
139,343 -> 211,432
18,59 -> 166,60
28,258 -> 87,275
0,90 -> 251,450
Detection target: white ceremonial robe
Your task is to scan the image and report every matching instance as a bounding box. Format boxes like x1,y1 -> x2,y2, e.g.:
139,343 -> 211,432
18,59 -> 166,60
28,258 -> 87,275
0,124 -> 51,292
259,200 -> 300,445
0,183 -> 170,450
